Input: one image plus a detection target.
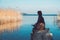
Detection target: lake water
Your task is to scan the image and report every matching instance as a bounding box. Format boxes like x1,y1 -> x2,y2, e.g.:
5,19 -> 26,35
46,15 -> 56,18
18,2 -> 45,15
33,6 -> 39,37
0,16 -> 60,40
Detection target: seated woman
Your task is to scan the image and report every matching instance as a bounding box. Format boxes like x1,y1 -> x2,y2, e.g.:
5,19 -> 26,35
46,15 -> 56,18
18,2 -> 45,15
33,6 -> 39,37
32,11 -> 45,34
33,11 -> 45,27
32,23 -> 53,40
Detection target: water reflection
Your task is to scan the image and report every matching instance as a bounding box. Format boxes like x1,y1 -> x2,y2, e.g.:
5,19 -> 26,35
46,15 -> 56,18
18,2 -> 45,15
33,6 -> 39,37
0,22 -> 22,32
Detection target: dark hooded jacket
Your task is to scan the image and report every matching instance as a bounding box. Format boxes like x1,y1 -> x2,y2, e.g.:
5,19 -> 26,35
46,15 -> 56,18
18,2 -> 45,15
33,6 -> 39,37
34,11 -> 45,27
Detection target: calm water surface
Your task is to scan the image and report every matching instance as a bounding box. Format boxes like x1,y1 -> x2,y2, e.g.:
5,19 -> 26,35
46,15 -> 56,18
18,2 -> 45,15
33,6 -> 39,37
0,16 -> 60,40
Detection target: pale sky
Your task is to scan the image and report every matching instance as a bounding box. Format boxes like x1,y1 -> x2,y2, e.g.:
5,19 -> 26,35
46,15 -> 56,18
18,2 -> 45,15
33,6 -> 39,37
0,0 -> 60,14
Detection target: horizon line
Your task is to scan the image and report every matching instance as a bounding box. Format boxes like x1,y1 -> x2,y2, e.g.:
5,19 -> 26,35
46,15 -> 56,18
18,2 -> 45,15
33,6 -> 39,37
22,14 -> 57,16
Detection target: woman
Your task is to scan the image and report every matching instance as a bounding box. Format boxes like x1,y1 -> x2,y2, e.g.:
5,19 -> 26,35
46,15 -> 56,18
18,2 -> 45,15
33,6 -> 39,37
33,11 -> 45,33
31,11 -> 45,40
33,11 -> 45,26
